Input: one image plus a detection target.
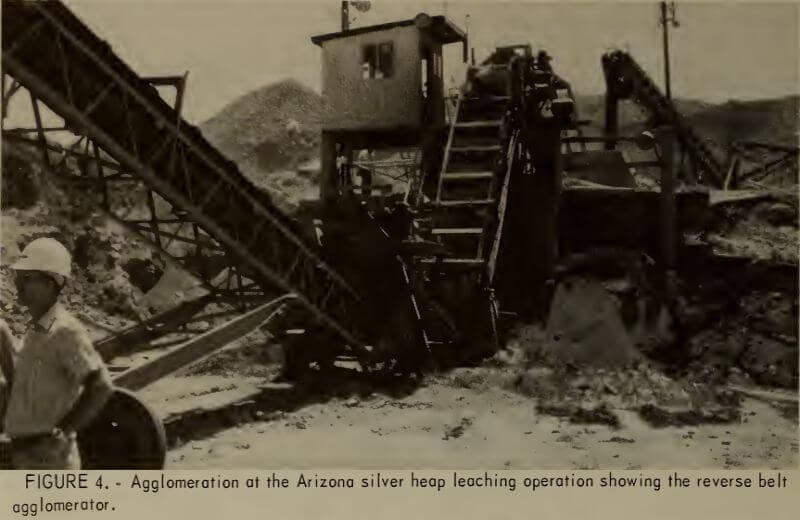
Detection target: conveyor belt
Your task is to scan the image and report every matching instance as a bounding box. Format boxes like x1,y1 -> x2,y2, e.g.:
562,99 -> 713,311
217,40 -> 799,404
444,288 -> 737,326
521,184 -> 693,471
2,1 -> 367,354
602,50 -> 724,186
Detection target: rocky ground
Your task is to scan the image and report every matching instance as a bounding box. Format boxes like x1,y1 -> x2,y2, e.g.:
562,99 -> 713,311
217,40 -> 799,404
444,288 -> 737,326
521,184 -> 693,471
1,189 -> 157,340
705,193 -> 798,264
162,366 -> 797,469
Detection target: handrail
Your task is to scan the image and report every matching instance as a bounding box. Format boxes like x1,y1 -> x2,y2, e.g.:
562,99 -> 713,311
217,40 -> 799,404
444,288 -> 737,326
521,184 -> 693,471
434,89 -> 464,202
487,129 -> 518,283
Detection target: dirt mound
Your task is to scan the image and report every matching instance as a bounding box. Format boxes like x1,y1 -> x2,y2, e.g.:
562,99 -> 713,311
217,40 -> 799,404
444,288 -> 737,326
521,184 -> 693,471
202,79 -> 323,146
1,142 -> 164,337
576,94 -> 799,188
689,96 -> 799,149
576,94 -> 713,132
1,148 -> 41,210
528,277 -> 644,368
577,94 -> 798,150
200,80 -> 325,209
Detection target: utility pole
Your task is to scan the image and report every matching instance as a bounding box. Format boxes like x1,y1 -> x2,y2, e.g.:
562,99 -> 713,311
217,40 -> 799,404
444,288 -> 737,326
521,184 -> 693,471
342,2 -> 371,31
659,1 -> 679,100
341,1 -> 349,31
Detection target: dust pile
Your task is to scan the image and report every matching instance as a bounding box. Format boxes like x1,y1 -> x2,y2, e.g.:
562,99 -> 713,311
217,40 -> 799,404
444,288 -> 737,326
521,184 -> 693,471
200,79 -> 326,212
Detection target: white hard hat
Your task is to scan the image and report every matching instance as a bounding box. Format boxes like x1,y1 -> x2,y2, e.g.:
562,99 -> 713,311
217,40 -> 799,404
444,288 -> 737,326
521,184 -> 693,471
10,237 -> 72,279
634,130 -> 656,151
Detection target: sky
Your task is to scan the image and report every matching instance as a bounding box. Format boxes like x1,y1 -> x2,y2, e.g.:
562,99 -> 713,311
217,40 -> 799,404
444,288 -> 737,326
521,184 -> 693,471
58,0 -> 800,124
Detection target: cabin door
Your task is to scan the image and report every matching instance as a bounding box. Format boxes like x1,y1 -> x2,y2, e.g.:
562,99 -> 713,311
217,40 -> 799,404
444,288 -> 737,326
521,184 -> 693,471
422,45 -> 445,124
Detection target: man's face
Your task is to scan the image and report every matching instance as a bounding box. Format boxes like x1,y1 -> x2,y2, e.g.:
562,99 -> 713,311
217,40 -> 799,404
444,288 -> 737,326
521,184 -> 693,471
14,270 -> 57,309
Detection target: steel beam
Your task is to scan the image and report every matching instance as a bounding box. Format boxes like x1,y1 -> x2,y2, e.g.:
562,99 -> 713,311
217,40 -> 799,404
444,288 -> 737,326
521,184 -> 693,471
113,295 -> 297,391
2,6 -> 368,357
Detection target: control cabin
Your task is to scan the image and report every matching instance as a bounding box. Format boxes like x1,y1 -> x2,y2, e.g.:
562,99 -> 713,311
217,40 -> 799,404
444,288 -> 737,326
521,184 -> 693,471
311,13 -> 467,141
311,14 -> 468,203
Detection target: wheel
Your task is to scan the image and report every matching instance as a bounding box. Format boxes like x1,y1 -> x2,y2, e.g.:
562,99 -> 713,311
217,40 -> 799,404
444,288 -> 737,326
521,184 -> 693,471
77,387 -> 166,469
0,439 -> 10,469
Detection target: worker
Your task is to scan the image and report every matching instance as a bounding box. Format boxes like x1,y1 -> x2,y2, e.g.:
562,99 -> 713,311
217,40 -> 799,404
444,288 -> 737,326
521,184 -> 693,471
536,50 -> 553,72
0,319 -> 15,429
2,237 -> 113,469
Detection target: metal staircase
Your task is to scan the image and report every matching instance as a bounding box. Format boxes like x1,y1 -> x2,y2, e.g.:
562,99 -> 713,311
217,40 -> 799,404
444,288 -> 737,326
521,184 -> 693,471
424,93 -> 512,276
405,66 -> 528,356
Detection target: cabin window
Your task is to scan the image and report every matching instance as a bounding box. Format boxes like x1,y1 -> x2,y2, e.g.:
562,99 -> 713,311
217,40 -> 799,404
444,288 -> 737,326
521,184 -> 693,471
362,44 -> 376,79
420,58 -> 428,98
361,42 -> 393,79
378,42 -> 394,78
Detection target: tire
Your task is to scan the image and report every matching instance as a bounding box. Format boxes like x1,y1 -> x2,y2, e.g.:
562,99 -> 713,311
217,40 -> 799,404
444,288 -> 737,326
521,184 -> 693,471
77,388 -> 166,470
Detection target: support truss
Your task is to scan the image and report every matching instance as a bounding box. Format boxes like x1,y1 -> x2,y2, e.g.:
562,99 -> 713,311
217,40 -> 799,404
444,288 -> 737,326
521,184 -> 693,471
2,1 -> 370,362
726,140 -> 800,188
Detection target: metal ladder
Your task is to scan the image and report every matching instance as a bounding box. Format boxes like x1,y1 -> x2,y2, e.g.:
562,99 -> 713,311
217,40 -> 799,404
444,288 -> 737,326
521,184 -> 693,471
425,93 -> 511,273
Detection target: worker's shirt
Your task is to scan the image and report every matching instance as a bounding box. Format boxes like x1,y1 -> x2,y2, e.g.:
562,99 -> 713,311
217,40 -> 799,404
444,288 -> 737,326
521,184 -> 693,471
3,304 -> 107,438
0,320 -> 15,387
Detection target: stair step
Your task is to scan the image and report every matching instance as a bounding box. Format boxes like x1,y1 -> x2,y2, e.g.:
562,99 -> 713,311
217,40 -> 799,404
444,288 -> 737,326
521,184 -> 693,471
433,199 -> 496,207
447,161 -> 497,172
450,145 -> 501,153
463,95 -> 510,103
412,221 -> 430,232
452,138 -> 500,148
430,227 -> 484,235
455,120 -> 503,128
442,171 -> 495,181
458,110 -> 507,120
420,258 -> 485,265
